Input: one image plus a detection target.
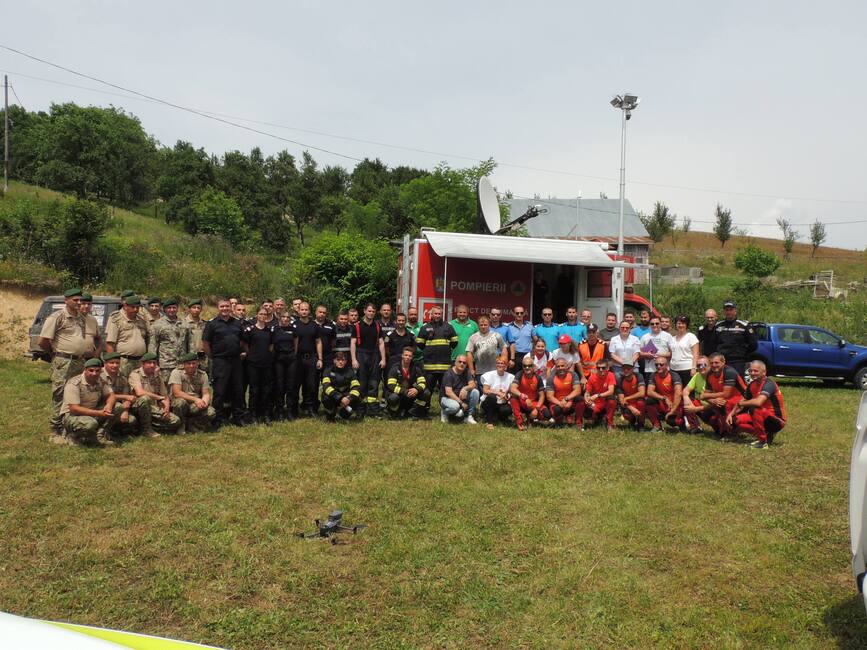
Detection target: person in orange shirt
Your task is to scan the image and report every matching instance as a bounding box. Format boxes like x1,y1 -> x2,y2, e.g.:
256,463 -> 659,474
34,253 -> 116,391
582,359 -> 617,432
509,356 -> 549,430
545,357 -> 583,427
645,356 -> 684,432
616,363 -> 646,430
578,324 -> 607,379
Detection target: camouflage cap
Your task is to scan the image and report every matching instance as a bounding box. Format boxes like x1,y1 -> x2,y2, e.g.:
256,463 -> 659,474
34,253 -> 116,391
179,352 -> 199,363
102,351 -> 122,362
64,287 -> 83,298
141,352 -> 158,362
84,358 -> 103,368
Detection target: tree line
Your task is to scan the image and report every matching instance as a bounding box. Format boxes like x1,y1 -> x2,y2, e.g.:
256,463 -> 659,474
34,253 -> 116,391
0,102 -> 497,251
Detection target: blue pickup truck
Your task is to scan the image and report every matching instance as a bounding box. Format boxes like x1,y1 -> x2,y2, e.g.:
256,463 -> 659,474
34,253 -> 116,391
751,323 -> 867,389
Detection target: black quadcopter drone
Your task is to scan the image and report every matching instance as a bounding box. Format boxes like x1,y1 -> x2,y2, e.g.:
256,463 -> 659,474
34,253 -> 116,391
295,510 -> 367,544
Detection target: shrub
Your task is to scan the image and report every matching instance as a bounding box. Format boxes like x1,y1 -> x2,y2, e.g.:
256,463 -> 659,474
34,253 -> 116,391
734,245 -> 781,279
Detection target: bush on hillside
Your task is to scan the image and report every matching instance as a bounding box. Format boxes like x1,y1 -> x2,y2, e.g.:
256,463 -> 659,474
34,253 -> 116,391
734,245 -> 781,279
291,232 -> 396,311
0,195 -> 109,283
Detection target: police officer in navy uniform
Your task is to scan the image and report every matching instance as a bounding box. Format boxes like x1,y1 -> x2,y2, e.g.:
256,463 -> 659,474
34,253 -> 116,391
293,301 -> 323,418
272,312 -> 297,421
202,298 -> 248,428
713,300 -> 757,378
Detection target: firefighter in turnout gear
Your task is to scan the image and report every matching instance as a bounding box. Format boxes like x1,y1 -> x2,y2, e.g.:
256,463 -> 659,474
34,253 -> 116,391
415,304 -> 458,395
385,347 -> 431,419
320,352 -> 362,421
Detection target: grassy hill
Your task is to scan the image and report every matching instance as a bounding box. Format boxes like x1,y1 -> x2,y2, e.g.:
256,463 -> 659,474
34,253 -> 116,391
0,181 -> 289,300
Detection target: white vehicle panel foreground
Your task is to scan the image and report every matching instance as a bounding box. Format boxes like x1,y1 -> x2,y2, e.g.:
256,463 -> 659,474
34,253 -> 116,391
849,391 -> 867,613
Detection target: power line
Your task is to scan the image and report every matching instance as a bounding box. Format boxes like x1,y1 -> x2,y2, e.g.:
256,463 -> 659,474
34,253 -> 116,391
2,45 -> 867,207
9,84 -> 24,110
0,45 -> 363,163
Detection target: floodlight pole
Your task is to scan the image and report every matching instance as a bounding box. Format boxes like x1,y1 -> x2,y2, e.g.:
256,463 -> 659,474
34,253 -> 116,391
617,106 -> 626,257
3,75 -> 8,195
575,190 -> 582,241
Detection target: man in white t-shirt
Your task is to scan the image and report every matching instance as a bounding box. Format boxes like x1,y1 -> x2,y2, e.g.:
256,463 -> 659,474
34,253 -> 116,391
481,357 -> 515,428
466,315 -> 508,382
638,316 -> 675,381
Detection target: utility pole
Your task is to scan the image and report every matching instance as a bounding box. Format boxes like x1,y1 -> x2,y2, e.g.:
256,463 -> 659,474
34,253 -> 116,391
3,75 -> 9,195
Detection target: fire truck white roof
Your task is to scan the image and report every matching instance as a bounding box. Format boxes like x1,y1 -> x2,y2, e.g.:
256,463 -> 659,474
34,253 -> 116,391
422,231 -> 649,268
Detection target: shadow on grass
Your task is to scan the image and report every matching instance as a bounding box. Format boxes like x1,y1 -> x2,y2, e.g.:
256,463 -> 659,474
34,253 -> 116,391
824,594 -> 867,648
776,378 -> 856,391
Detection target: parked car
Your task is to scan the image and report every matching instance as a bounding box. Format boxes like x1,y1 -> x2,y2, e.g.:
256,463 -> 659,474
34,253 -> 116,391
849,391 -> 867,613
751,323 -> 867,389
27,295 -> 122,361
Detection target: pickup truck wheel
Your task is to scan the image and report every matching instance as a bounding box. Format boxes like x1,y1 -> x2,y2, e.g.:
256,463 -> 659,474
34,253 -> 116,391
855,367 -> 867,391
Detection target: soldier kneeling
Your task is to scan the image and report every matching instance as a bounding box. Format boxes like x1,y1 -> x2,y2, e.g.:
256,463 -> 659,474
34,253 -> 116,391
169,353 -> 217,433
129,352 -> 183,436
320,352 -> 362,421
60,358 -> 119,447
385,347 -> 431,419
100,352 -> 138,436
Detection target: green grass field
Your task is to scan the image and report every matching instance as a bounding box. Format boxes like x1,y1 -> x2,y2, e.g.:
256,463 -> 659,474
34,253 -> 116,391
1,358 -> 865,648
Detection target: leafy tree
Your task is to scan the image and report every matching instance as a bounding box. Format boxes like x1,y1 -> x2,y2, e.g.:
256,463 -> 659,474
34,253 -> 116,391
734,244 -> 781,279
342,199 -> 387,238
776,217 -> 799,260
290,151 -> 322,245
189,187 -> 248,246
23,104 -> 157,204
809,219 -> 827,257
639,201 -> 676,243
291,232 -> 397,311
399,159 -> 496,234
681,215 -> 691,233
713,203 -> 733,248
155,141 -> 216,224
349,158 -> 390,204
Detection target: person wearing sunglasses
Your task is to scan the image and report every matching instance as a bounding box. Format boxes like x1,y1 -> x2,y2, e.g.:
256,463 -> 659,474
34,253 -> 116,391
638,317 -> 674,383
545,357 -> 583,428
507,306 -> 533,371
439,355 -> 479,425
510,357 -> 549,431
682,356 -> 711,434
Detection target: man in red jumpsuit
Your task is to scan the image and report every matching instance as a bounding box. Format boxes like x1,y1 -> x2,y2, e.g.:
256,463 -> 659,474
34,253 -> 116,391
700,352 -> 747,436
545,357 -> 583,427
727,360 -> 787,449
509,356 -> 549,431
582,359 -> 617,431
646,356 -> 684,432
616,363 -> 646,430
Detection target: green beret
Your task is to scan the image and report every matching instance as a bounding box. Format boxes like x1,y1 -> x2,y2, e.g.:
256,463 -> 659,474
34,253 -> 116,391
122,294 -> 139,305
84,358 -> 103,368
102,352 -> 122,362
80,292 -> 93,302
64,287 -> 83,298
141,352 -> 158,362
188,298 -> 203,307
120,289 -> 136,298
163,298 -> 178,307
147,297 -> 161,306
179,352 -> 199,363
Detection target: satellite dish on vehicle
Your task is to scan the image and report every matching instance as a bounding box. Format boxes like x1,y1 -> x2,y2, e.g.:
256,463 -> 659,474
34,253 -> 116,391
477,177 -> 501,235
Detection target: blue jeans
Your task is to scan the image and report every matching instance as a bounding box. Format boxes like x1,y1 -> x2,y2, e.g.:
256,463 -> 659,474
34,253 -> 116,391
440,389 -> 480,418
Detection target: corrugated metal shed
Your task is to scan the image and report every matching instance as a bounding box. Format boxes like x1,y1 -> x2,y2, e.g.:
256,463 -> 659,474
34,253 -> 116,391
506,197 -> 651,241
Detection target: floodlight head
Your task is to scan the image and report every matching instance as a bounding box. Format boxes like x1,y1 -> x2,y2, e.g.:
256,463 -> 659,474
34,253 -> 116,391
624,94 -> 638,105
477,176 -> 501,235
610,95 -> 623,108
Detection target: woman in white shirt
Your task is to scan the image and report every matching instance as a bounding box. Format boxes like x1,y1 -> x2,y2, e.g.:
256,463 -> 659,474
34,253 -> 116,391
669,315 -> 700,385
527,339 -> 550,379
481,357 -> 515,429
608,320 -> 641,378
550,335 -> 581,373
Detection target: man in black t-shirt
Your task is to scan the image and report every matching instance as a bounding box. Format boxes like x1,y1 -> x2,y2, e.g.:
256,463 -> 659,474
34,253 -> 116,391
384,312 -> 416,367
351,303 -> 386,415
333,309 -> 353,357
203,298 -> 248,427
293,301 -> 322,418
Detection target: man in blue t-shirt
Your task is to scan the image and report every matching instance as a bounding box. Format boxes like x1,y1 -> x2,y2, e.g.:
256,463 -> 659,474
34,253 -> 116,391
631,309 -> 652,341
532,306 -> 560,353
489,308 -> 512,344
507,305 -> 534,371
558,306 -> 587,344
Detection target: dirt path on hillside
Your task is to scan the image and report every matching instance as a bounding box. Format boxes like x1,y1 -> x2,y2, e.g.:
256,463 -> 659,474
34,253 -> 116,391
0,288 -> 49,360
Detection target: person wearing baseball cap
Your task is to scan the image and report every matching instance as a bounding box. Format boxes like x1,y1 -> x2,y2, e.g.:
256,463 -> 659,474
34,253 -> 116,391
550,334 -> 580,374
713,300 -> 757,377
578,324 -> 607,380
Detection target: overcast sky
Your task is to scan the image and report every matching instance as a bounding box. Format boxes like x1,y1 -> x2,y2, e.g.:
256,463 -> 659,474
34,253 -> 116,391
4,1 -> 867,249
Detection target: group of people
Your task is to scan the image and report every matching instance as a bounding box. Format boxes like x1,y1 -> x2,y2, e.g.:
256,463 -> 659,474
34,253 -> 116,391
38,288 -> 785,450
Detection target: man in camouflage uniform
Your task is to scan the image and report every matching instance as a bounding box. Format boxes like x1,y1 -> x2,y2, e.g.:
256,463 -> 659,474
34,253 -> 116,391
183,298 -> 209,375
149,298 -> 189,384
128,352 -> 182,436
101,351 -> 139,435
145,297 -> 163,328
105,294 -> 150,379
79,292 -> 102,359
169,352 -> 216,432
38,287 -> 92,441
60,358 -> 118,446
